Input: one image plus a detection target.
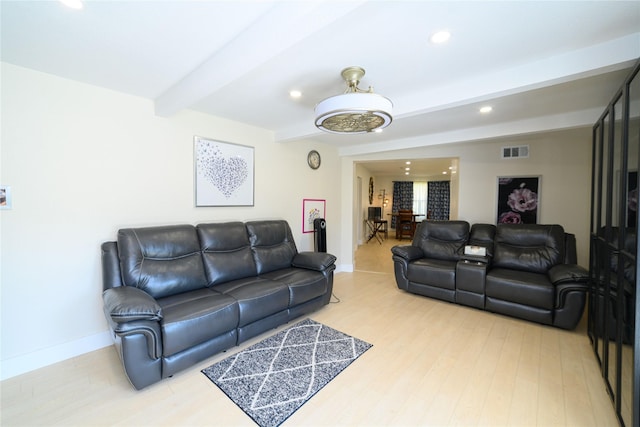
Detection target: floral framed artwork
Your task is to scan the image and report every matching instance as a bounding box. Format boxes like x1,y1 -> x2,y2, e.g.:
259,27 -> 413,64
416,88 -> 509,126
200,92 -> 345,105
302,199 -> 326,233
0,185 -> 12,210
194,136 -> 254,206
496,176 -> 540,224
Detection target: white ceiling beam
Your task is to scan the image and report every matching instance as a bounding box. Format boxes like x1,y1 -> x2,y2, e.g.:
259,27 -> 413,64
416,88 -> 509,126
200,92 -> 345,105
275,32 -> 640,144
393,33 -> 640,119
154,0 -> 367,117
338,107 -> 605,157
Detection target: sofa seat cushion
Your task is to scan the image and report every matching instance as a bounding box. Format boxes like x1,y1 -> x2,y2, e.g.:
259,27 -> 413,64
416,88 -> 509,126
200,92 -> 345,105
158,289 -> 238,356
260,268 -> 328,306
486,268 -> 554,310
407,258 -> 457,290
215,278 -> 290,327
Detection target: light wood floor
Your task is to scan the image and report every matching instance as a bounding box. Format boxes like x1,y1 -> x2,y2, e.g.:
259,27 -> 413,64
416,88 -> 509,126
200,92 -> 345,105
1,237 -> 618,426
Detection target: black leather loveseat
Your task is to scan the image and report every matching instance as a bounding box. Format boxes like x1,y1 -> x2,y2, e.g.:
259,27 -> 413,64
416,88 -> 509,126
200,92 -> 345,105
392,221 -> 589,329
101,220 -> 336,389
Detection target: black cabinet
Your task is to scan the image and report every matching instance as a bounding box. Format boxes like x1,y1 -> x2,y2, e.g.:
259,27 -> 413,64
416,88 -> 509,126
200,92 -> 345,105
589,58 -> 640,427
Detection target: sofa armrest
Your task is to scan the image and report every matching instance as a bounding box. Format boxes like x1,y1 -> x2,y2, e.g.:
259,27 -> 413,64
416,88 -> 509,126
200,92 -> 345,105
549,264 -> 589,285
391,245 -> 424,261
460,254 -> 491,264
103,286 -> 163,324
555,281 -> 589,310
292,251 -> 337,271
549,264 -> 589,311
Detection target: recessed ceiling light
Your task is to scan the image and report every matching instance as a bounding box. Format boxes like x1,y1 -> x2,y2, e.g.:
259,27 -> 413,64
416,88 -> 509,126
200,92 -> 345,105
289,90 -> 302,98
405,161 -> 411,165
405,172 -> 410,175
479,105 -> 493,114
442,171 -> 447,175
430,31 -> 451,44
405,167 -> 410,171
59,0 -> 83,9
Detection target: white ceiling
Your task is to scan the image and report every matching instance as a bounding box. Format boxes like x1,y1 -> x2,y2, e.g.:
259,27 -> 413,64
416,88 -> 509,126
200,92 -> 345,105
359,157 -> 458,180
2,0 -> 639,175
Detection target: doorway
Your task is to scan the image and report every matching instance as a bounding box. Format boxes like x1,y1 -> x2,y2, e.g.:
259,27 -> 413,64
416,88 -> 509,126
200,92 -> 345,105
353,157 -> 459,273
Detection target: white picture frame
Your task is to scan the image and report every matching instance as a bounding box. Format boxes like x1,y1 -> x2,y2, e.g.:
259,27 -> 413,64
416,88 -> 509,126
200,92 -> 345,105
194,136 -> 254,207
0,185 -> 12,210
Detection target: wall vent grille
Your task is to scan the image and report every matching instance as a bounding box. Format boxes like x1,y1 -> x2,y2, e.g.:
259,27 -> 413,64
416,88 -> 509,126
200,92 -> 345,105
501,145 -> 529,159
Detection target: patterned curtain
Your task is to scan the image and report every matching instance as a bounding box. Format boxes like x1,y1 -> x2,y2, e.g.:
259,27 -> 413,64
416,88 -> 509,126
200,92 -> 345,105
392,181 -> 413,228
427,181 -> 450,220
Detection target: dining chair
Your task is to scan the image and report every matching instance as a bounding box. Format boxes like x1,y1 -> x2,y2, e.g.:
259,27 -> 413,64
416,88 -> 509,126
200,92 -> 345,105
397,209 -> 415,240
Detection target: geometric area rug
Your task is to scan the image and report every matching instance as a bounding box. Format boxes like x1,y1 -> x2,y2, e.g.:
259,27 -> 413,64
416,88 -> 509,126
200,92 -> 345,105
202,318 -> 372,427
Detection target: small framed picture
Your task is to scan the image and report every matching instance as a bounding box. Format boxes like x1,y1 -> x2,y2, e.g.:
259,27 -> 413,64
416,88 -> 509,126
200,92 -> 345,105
302,199 -> 326,233
0,185 -> 12,210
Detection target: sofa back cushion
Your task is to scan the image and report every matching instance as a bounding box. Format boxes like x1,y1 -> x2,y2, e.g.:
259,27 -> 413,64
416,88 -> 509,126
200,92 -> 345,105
564,233 -> 578,264
493,224 -> 565,273
468,223 -> 496,257
246,220 -> 298,275
197,222 -> 257,286
415,220 -> 470,262
117,225 -> 207,299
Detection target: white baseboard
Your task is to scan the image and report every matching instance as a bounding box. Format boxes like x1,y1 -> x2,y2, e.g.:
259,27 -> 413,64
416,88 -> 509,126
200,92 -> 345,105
0,331 -> 113,381
335,263 -> 354,273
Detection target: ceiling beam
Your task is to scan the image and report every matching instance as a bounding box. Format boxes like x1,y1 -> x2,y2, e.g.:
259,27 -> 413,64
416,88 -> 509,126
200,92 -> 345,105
154,0 -> 367,117
338,107 -> 604,157
274,32 -> 640,144
392,33 -> 640,119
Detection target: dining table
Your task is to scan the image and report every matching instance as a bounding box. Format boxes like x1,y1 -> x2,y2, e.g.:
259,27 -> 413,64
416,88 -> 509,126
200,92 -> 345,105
388,213 -> 425,221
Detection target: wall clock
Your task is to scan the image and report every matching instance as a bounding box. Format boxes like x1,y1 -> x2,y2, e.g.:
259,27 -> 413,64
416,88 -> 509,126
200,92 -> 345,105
307,150 -> 321,170
369,177 -> 374,204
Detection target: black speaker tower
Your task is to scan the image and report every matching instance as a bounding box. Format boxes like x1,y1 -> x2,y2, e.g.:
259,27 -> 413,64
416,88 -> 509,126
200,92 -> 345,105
313,218 -> 327,252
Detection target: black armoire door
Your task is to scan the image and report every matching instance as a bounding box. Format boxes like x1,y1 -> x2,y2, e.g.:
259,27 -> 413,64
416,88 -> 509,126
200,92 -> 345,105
589,58 -> 640,427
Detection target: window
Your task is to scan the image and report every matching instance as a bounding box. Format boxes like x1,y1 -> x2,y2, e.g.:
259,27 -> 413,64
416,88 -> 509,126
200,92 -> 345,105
413,181 -> 427,215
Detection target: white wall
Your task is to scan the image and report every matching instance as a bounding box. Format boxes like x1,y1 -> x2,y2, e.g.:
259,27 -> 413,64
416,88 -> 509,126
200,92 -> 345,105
371,175 -> 393,218
0,63 -> 341,379
347,129 -> 593,267
354,163 -> 372,245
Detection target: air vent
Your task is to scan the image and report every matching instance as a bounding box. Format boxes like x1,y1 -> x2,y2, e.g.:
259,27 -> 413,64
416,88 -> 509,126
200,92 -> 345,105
501,145 -> 529,159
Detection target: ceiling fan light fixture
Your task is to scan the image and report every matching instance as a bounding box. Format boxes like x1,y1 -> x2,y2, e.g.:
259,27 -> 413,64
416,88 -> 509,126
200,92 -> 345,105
314,66 -> 393,134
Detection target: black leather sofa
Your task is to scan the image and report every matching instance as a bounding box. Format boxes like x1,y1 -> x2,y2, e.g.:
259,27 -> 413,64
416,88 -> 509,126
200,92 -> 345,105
101,220 -> 336,389
392,221 -> 589,329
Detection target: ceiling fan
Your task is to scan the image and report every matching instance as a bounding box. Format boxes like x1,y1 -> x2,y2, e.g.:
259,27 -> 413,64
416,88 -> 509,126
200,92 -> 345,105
314,66 -> 393,134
